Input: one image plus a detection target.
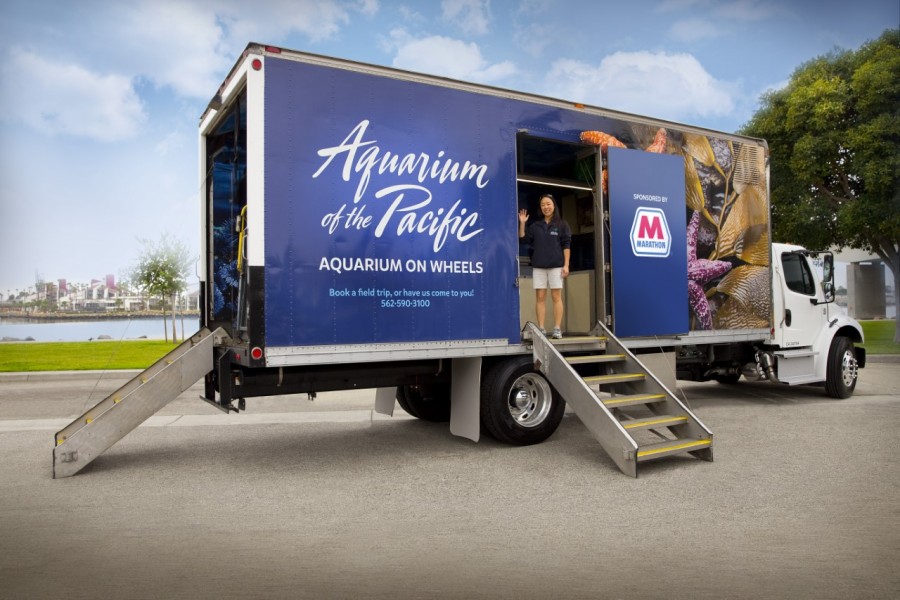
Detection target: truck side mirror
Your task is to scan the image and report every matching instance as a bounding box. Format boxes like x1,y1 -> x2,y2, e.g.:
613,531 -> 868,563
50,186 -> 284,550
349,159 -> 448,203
823,253 -> 833,283
822,253 -> 835,302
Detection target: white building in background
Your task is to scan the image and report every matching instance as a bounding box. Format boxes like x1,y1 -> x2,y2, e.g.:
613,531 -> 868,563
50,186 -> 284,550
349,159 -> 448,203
832,248 -> 896,320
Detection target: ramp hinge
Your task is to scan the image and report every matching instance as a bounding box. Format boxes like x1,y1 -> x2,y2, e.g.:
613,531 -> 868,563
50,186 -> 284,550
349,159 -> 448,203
58,450 -> 78,463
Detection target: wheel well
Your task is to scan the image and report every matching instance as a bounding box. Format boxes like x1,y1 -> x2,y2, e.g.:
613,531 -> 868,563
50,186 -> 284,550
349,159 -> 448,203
836,325 -> 862,344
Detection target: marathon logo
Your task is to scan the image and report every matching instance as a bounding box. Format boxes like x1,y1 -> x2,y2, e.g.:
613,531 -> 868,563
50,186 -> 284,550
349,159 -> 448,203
630,207 -> 671,258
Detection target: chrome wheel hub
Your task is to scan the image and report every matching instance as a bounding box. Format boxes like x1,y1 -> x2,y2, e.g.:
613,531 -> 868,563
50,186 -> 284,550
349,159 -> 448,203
508,373 -> 552,428
841,350 -> 858,388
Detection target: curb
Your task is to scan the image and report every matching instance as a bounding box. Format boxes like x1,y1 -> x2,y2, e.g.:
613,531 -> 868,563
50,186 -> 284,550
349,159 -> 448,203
0,370 -> 143,383
867,354 -> 900,363
1,354 -> 897,381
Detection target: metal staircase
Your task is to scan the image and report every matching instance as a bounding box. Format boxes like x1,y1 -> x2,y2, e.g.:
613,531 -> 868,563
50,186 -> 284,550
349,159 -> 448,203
527,322 -> 712,477
52,328 -> 225,478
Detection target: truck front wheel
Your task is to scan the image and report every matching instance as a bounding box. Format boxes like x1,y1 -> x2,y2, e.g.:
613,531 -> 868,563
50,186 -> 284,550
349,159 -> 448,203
480,357 -> 565,445
825,336 -> 858,399
396,384 -> 451,422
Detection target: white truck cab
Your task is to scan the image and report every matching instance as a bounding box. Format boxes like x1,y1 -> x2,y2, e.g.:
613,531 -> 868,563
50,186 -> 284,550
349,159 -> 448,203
762,243 -> 864,397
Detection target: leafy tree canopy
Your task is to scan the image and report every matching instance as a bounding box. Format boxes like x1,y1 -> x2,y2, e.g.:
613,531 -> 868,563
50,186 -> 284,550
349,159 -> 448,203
131,233 -> 192,300
741,29 -> 899,339
130,233 -> 193,342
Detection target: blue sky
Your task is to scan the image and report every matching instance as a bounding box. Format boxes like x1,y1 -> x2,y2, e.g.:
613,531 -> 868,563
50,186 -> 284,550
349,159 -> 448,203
0,0 -> 896,295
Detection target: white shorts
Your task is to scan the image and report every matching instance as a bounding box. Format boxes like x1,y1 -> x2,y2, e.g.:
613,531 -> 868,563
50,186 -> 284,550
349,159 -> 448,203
533,267 -> 563,290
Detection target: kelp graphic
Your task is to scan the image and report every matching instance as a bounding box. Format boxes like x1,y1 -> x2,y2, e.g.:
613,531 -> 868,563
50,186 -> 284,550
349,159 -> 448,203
683,134 -> 770,330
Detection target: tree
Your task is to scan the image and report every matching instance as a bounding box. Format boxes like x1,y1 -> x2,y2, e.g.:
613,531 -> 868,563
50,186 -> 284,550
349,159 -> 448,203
130,233 -> 193,343
741,29 -> 900,342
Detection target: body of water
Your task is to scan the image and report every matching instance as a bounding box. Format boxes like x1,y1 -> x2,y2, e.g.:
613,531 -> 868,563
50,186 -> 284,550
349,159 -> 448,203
0,317 -> 201,342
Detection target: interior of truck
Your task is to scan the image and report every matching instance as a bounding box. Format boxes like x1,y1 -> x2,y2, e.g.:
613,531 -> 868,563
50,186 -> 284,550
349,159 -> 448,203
516,134 -> 603,335
204,90 -> 248,339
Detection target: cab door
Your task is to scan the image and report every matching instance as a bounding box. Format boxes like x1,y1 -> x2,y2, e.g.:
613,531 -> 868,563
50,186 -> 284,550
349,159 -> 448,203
777,251 -> 827,348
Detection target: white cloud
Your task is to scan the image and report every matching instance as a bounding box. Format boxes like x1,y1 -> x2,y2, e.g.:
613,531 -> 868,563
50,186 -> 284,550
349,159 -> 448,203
715,0 -> 783,21
0,0 -> 378,142
216,0 -> 356,46
659,0 -> 783,21
112,1 -> 229,99
98,0 -> 375,99
669,18 -> 725,42
355,0 -> 379,17
544,51 -> 737,123
0,48 -> 146,141
663,1 -> 784,43
441,0 -> 491,35
388,30 -> 516,83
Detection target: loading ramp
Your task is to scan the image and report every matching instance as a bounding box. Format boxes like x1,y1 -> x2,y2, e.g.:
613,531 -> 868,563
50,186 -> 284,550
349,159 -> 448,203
527,322 -> 713,477
52,328 -> 225,478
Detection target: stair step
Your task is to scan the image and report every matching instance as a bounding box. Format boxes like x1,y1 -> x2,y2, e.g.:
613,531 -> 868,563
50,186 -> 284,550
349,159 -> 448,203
566,354 -> 625,365
636,437 -> 712,462
602,393 -> 666,408
622,414 -> 688,431
548,335 -> 607,349
584,372 -> 645,386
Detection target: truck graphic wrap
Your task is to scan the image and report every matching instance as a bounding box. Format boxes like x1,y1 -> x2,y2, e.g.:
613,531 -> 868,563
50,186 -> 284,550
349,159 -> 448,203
583,128 -> 771,333
263,58 -> 521,347
683,135 -> 770,331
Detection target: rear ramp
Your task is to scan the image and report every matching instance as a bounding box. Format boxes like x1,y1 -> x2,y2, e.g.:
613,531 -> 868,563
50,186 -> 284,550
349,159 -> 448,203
527,322 -> 712,477
53,328 -> 225,478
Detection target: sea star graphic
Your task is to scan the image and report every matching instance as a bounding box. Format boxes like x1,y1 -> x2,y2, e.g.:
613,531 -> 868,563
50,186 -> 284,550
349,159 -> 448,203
687,211 -> 732,330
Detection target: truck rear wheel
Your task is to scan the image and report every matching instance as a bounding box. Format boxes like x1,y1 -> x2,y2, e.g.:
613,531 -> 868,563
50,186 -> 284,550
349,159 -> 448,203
480,357 -> 565,445
396,384 -> 451,422
825,336 -> 858,399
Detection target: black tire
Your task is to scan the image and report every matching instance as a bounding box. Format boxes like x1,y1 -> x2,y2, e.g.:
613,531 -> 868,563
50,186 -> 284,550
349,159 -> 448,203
396,384 -> 451,422
480,356 -> 565,446
714,373 -> 741,384
825,336 -> 858,399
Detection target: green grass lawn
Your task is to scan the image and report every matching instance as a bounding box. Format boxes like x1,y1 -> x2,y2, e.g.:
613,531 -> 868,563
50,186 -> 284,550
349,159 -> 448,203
0,320 -> 896,372
860,319 -> 900,355
0,340 -> 176,372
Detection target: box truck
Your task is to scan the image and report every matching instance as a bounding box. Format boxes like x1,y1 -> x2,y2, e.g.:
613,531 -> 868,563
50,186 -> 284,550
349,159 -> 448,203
53,43 -> 865,478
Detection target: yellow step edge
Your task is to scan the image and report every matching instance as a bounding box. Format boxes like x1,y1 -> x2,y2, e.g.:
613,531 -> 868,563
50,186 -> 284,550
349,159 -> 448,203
637,439 -> 711,458
566,354 -> 625,363
584,373 -> 644,383
549,336 -> 607,343
603,394 -> 666,407
623,416 -> 688,430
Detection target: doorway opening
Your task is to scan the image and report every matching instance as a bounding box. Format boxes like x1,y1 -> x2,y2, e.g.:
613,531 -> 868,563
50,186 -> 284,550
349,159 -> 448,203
516,134 -> 601,335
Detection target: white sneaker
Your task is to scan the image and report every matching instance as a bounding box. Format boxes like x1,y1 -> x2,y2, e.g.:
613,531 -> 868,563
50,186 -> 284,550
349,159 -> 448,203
551,328 -> 562,339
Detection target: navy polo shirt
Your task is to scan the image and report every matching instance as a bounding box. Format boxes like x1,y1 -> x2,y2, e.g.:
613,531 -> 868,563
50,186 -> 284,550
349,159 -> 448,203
522,219 -> 572,269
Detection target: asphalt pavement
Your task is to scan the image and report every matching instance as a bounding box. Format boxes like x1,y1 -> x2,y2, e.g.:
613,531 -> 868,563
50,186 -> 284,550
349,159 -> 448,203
0,361 -> 898,599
